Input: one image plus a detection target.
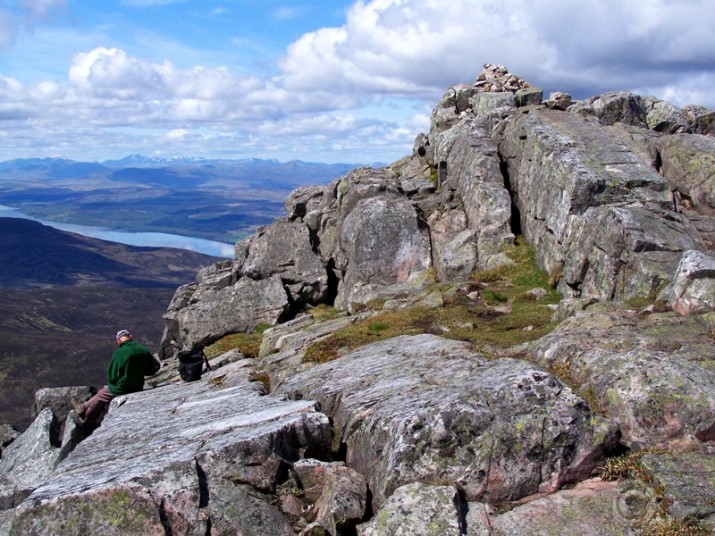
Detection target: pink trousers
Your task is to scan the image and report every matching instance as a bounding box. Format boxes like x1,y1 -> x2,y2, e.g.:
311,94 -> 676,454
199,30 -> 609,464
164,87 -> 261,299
83,386 -> 115,425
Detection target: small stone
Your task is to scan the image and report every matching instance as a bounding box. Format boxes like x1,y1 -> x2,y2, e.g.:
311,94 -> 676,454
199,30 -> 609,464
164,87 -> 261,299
280,494 -> 304,517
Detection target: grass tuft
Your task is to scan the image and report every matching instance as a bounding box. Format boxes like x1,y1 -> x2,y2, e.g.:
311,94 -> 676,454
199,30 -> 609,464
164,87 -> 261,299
642,516 -> 710,536
601,448 -> 671,483
368,322 -> 389,333
308,304 -> 344,321
483,290 -> 509,304
600,449 -> 710,535
304,239 -> 563,363
205,323 -> 272,359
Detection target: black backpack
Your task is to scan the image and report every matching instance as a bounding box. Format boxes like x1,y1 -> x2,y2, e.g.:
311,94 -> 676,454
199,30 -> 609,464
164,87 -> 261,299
177,348 -> 211,382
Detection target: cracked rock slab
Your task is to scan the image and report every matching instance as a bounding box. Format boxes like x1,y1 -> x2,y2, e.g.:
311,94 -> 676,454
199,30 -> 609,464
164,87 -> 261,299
278,334 -> 618,510
357,482 -> 463,536
467,478 -> 657,536
4,360 -> 331,535
530,307 -> 715,449
640,452 -> 715,529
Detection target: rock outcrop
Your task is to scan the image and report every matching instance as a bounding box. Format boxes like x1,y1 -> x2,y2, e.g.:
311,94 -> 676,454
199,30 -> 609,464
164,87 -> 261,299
4,360 -> 334,534
159,64 -> 715,355
277,334 -> 617,508
2,64 -> 715,534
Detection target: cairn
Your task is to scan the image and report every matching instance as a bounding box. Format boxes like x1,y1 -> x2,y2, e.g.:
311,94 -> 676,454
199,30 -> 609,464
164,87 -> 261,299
474,63 -> 531,93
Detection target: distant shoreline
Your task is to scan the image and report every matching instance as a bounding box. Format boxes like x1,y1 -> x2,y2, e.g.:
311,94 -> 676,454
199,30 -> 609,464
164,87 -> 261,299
0,206 -> 234,258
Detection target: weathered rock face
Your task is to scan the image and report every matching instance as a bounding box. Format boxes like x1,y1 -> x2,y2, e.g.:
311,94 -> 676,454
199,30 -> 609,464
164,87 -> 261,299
1,359 -> 333,534
568,91 -> 649,128
495,107 -> 696,300
562,204 -> 704,300
644,96 -> 690,134
0,407 -> 84,511
667,250 -> 715,315
683,104 -> 715,136
292,459 -> 368,535
159,63 -> 715,351
467,478 -> 657,536
335,195 -> 432,310
242,218 -> 329,303
496,100 -> 715,302
358,482 -> 463,536
640,451 -> 715,529
442,118 -> 515,269
529,305 -> 715,450
161,273 -> 290,357
656,132 -> 715,215
278,334 -> 618,510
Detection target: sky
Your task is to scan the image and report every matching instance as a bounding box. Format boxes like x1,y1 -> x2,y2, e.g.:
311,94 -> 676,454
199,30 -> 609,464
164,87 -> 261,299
0,0 -> 714,165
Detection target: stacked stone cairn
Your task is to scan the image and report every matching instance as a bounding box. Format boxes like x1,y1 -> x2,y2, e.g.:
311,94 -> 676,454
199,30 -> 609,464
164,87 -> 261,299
473,63 -> 574,110
473,63 -> 531,93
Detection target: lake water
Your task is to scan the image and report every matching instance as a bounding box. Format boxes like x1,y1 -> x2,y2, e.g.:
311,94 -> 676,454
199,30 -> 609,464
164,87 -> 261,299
0,205 -> 234,258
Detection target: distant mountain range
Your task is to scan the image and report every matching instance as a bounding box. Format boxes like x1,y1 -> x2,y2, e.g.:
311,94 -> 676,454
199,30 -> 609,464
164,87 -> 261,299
0,156 -> 370,244
0,218 -> 221,429
0,155 -> 367,184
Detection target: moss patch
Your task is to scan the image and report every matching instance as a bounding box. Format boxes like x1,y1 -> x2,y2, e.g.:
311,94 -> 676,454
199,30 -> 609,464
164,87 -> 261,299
304,307 -> 433,363
307,304 -> 345,321
205,323 -> 272,359
305,239 -> 562,363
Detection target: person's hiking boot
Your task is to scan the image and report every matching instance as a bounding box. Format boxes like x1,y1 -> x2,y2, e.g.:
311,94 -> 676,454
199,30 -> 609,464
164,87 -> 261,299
70,397 -> 86,417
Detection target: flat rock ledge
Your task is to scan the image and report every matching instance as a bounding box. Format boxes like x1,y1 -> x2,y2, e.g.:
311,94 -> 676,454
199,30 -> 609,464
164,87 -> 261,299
1,359 -> 332,535
530,307 -> 715,450
640,451 -> 715,530
278,334 -> 619,511
467,478 -> 658,536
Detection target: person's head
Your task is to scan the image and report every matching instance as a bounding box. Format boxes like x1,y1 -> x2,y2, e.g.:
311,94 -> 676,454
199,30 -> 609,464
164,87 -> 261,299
116,329 -> 132,344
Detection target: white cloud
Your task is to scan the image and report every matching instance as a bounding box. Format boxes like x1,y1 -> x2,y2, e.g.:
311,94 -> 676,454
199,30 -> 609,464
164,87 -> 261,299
210,6 -> 229,17
279,0 -> 559,97
0,75 -> 24,94
166,128 -> 188,139
1,0 -> 715,165
69,47 -> 168,98
279,0 -> 715,103
68,48 -> 266,104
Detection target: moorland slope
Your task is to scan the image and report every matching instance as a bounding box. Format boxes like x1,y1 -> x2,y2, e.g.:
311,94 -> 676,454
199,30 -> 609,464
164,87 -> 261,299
0,217 -> 220,428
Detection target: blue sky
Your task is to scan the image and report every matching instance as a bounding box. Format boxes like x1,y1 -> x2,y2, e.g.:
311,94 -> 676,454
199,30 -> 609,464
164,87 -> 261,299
1,0 -> 714,164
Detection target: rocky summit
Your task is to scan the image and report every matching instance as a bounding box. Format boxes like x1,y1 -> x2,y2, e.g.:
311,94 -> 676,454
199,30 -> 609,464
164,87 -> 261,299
1,65 -> 715,535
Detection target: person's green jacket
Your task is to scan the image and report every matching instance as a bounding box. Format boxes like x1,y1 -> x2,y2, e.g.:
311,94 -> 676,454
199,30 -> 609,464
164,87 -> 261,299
107,340 -> 160,396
